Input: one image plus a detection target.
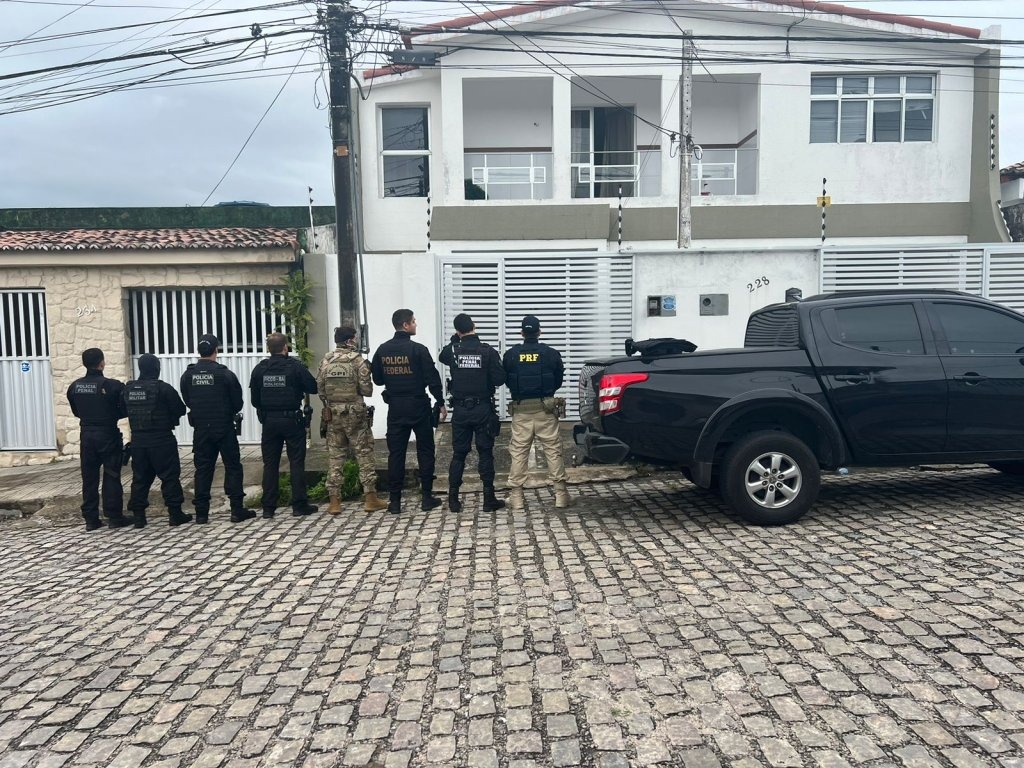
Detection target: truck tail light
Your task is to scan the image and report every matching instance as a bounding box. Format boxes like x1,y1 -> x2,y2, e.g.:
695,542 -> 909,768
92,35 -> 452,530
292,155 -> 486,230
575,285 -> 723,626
598,373 -> 649,416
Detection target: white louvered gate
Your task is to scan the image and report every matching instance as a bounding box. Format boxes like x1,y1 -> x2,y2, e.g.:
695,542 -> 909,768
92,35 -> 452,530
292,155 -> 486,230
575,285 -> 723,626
438,253 -> 634,418
821,245 -> 1024,311
127,288 -> 289,445
0,290 -> 56,450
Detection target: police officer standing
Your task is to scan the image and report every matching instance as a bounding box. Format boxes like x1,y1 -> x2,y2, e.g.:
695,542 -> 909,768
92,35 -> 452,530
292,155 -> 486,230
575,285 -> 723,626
317,326 -> 388,514
439,313 -> 506,513
123,353 -> 190,528
180,334 -> 256,524
67,348 -> 131,531
371,309 -> 446,514
250,332 -> 319,518
502,315 -> 570,511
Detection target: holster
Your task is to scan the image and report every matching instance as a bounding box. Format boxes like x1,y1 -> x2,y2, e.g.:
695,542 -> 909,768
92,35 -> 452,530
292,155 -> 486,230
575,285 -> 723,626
430,403 -> 441,428
367,405 -> 375,429
553,397 -> 567,418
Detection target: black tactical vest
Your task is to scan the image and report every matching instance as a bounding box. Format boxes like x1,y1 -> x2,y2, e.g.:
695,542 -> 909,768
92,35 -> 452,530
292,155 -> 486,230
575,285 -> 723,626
449,338 -> 491,399
125,380 -> 168,432
69,375 -> 120,427
506,342 -> 557,400
186,364 -> 231,425
258,357 -> 299,411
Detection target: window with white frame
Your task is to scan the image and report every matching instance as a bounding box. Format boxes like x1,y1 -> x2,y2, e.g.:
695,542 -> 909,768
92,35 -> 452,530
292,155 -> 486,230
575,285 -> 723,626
381,106 -> 429,197
810,74 -> 934,144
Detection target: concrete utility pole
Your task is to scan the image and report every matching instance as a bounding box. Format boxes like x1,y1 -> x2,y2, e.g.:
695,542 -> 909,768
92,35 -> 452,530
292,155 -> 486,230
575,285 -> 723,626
326,0 -> 359,328
677,31 -> 693,250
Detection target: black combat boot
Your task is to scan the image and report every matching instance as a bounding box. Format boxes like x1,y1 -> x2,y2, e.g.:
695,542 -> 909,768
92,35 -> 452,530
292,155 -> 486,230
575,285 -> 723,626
262,508 -> 275,519
292,503 -> 318,517
168,508 -> 193,526
421,491 -> 443,512
132,511 -> 147,529
230,508 -> 257,523
448,486 -> 462,514
85,516 -> 103,532
387,492 -> 402,515
107,514 -> 133,529
482,487 -> 506,512
194,511 -> 210,525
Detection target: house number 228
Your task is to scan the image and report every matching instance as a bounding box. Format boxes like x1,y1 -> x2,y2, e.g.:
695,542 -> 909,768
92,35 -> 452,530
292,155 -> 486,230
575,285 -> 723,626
747,276 -> 770,293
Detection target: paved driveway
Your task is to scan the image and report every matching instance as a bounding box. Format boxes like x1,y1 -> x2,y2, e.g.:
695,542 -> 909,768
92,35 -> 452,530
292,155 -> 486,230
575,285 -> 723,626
1,468 -> 1023,767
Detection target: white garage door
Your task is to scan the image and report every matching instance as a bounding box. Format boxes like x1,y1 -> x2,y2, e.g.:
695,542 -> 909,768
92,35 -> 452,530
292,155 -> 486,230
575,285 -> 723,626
438,252 -> 634,418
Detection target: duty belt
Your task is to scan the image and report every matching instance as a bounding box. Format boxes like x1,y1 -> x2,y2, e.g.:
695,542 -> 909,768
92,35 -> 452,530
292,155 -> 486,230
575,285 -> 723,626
453,397 -> 485,407
512,397 -> 544,404
263,409 -> 301,416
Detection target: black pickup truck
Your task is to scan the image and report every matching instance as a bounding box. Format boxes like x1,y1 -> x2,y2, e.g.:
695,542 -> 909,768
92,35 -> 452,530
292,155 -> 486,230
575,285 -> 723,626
575,290 -> 1024,525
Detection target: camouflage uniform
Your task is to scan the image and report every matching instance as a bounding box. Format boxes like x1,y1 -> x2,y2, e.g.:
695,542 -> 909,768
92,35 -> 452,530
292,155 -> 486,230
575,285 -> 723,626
316,345 -> 377,495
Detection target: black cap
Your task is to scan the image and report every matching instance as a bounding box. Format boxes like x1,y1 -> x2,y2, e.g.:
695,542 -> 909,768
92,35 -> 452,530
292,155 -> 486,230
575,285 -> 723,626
138,353 -> 160,377
197,334 -> 220,356
521,315 -> 541,335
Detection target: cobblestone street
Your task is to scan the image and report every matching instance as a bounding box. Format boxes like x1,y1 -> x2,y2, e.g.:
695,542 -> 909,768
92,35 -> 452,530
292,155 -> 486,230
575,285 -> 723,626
1,468 -> 1023,768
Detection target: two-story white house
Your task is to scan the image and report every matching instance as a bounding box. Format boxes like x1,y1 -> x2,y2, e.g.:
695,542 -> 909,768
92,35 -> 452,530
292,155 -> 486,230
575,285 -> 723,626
351,0 -> 1008,416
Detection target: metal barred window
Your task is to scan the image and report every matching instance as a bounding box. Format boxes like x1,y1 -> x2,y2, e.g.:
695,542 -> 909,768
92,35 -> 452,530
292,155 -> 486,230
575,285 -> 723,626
126,288 -> 289,444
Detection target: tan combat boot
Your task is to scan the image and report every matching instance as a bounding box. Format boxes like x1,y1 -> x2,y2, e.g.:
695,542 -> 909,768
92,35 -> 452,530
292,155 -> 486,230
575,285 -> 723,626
508,488 -> 525,511
327,493 -> 342,515
554,482 -> 572,509
363,490 -> 388,512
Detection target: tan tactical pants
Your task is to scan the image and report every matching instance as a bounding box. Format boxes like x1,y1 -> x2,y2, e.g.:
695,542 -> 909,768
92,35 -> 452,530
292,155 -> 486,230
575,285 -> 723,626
326,405 -> 377,493
507,399 -> 566,489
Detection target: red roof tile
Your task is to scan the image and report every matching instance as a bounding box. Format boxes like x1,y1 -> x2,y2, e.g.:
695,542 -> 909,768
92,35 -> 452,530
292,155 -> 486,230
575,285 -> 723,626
410,0 -> 981,38
0,227 -> 298,253
366,0 -> 981,80
1001,162 -> 1024,181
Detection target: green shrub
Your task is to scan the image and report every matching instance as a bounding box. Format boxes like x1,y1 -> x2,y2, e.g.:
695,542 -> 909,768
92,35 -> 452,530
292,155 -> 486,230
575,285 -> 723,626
245,461 -> 366,507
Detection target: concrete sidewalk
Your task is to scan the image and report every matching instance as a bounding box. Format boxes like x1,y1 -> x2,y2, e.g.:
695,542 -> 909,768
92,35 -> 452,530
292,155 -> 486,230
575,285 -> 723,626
0,423 -> 639,522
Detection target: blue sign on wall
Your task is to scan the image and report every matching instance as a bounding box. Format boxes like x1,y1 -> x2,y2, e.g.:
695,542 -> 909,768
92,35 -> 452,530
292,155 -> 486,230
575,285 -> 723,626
20,362 -> 31,373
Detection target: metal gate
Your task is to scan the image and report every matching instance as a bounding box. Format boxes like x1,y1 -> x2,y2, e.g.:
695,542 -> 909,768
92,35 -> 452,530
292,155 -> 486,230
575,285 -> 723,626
127,288 -> 289,445
0,290 -> 56,450
822,245 -> 1024,311
438,252 -> 634,418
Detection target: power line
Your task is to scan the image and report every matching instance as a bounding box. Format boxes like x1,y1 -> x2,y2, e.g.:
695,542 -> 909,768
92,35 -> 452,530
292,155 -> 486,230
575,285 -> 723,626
199,41 -> 311,206
0,26 -> 314,83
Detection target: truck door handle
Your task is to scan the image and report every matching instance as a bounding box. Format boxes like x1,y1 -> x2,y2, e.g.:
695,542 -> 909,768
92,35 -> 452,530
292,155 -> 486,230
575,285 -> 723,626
834,374 -> 871,384
953,372 -> 987,384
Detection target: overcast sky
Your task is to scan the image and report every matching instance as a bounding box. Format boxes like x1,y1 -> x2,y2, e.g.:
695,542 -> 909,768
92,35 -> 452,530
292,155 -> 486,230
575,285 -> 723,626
0,0 -> 1020,208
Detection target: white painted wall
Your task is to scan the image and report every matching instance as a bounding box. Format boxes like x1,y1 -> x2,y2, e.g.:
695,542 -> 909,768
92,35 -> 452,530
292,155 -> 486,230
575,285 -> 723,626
357,4 -> 988,251
632,249 -> 820,350
356,73 -> 440,253
692,76 -> 758,146
361,253 -> 442,439
463,78 -> 553,149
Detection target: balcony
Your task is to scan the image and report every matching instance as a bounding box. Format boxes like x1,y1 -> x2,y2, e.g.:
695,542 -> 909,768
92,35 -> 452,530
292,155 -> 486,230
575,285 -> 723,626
464,152 -> 553,201
455,74 -> 758,203
692,148 -> 758,196
571,150 -> 661,199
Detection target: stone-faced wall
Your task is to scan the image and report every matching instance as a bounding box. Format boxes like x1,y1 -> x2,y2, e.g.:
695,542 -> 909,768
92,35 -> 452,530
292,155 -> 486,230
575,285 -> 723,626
0,261 -> 291,467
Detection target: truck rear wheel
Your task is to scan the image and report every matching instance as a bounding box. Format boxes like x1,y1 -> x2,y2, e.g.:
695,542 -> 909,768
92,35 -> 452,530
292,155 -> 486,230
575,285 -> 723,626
719,431 -> 821,525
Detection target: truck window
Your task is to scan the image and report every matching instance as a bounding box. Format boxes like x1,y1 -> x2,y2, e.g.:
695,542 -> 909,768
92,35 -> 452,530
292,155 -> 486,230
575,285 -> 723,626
929,302 -> 1024,355
830,304 -> 924,354
745,306 -> 800,347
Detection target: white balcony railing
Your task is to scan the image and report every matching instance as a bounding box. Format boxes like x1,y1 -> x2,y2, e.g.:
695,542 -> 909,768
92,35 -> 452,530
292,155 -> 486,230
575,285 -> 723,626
691,147 -> 758,196
571,150 -> 661,199
464,152 -> 553,200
